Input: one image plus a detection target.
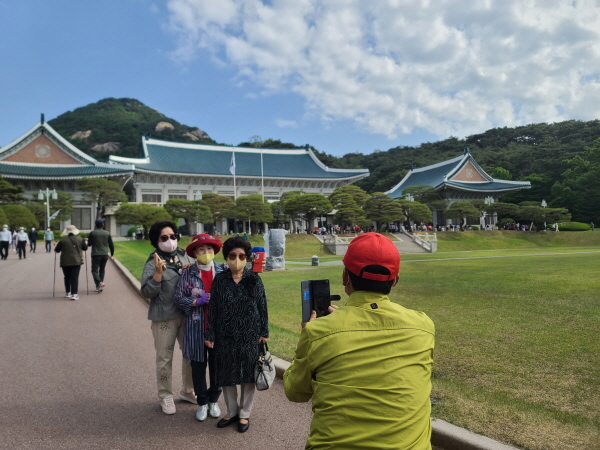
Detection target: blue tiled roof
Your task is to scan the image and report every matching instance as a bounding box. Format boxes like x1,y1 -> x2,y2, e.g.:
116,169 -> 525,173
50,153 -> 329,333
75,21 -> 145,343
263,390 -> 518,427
0,163 -> 133,179
385,153 -> 530,198
111,139 -> 369,180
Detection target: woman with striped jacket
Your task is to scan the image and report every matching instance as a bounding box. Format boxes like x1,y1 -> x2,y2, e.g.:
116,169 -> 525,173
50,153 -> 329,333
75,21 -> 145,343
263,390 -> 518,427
174,234 -> 225,422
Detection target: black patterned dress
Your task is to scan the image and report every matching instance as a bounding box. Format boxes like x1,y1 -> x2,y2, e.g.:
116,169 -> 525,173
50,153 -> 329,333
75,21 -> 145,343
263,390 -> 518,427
206,268 -> 269,387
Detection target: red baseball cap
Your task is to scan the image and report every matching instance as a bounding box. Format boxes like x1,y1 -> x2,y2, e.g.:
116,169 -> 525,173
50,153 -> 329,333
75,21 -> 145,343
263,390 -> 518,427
186,234 -> 222,257
342,233 -> 400,281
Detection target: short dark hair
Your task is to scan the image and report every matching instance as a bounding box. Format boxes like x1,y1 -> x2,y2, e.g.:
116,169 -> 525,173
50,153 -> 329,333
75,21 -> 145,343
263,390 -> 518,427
222,236 -> 252,260
149,220 -> 179,248
347,265 -> 395,295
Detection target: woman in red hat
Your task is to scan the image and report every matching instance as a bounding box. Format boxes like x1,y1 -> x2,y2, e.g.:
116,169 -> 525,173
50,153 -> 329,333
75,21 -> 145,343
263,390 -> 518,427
174,233 -> 226,422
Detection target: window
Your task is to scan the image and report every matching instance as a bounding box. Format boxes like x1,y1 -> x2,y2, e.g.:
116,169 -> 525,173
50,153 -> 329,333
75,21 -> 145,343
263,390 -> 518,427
142,194 -> 162,203
71,208 -> 92,230
168,194 -> 187,200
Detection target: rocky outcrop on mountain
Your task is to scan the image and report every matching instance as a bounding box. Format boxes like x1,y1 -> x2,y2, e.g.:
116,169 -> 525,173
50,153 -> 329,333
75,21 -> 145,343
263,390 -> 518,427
91,142 -> 121,153
184,129 -> 209,141
155,122 -> 175,132
70,130 -> 91,139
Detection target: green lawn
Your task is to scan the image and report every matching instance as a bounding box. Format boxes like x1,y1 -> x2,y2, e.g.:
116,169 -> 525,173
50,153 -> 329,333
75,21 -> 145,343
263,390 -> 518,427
114,233 -> 600,450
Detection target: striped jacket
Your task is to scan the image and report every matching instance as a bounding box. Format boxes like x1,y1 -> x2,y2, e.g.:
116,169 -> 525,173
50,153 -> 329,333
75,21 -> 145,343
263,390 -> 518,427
174,261 -> 226,362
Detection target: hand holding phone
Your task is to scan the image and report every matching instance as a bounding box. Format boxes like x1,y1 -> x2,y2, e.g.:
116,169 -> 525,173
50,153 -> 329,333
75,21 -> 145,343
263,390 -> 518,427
301,280 -> 340,323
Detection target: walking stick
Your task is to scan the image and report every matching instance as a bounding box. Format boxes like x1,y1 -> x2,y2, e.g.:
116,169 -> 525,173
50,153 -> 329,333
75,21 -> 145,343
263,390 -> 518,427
84,249 -> 89,295
53,251 -> 57,298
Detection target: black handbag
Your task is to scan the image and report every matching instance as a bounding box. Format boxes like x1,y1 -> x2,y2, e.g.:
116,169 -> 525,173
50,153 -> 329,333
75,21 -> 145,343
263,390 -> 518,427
255,342 -> 275,391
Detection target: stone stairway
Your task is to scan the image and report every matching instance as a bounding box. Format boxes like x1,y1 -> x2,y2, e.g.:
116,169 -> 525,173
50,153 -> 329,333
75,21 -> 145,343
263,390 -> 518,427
390,233 -> 430,254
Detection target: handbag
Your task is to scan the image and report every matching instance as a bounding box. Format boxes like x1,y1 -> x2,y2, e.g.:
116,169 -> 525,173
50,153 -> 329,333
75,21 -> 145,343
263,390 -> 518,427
255,342 -> 276,391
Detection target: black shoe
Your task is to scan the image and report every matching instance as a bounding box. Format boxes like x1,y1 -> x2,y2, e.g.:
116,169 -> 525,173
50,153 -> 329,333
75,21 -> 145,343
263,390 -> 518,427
217,415 -> 239,428
238,419 -> 250,433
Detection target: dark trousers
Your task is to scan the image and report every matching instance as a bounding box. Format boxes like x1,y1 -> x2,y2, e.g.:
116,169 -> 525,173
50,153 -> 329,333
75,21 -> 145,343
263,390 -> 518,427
30,240 -> 36,252
0,241 -> 8,259
191,347 -> 221,406
62,265 -> 81,295
91,255 -> 108,287
46,240 -> 52,252
17,241 -> 27,259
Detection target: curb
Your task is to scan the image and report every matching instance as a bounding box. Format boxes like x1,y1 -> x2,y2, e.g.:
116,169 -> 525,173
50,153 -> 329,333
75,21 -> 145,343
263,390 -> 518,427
110,257 -> 519,450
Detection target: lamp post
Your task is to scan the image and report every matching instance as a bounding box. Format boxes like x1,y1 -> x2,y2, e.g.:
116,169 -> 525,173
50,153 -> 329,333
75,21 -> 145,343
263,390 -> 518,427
541,199 -> 547,230
484,196 -> 495,227
38,188 -> 57,230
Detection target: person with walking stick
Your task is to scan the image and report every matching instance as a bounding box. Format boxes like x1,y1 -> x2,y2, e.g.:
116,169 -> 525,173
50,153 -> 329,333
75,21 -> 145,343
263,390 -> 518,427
54,224 -> 87,300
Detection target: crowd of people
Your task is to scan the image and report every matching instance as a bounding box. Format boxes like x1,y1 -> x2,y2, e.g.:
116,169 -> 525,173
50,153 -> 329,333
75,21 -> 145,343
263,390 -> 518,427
0,225 -> 44,260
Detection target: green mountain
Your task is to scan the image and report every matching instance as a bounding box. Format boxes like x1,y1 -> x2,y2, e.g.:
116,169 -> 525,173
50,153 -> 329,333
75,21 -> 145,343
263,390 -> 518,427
48,98 -> 216,160
314,119 -> 600,204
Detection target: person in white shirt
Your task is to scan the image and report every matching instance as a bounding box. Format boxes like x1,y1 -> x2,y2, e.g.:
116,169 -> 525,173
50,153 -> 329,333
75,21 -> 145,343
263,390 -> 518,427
15,227 -> 30,260
0,225 -> 11,260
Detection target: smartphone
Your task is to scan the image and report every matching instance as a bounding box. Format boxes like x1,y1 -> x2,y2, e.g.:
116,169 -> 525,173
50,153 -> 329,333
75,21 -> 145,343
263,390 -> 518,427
301,279 -> 331,322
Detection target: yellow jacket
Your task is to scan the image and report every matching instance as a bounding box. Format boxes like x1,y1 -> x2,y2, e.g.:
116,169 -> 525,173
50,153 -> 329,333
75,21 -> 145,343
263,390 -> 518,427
284,291 -> 435,450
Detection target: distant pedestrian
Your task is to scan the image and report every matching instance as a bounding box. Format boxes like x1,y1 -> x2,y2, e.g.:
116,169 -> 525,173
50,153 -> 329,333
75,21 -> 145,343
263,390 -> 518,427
0,224 -> 10,260
591,222 -> 595,231
16,227 -> 29,260
54,225 -> 88,301
44,227 -> 55,252
28,227 -> 38,253
87,219 -> 114,293
136,226 -> 144,240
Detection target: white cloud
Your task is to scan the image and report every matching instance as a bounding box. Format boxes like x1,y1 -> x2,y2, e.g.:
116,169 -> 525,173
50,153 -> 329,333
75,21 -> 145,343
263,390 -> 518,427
275,119 -> 297,128
165,0 -> 600,139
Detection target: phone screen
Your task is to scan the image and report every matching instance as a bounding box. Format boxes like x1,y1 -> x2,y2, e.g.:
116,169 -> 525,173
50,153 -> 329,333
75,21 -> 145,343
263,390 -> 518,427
311,279 -> 331,317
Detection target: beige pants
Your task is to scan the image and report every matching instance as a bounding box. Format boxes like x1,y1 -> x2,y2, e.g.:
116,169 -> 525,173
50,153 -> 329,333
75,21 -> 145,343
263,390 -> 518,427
222,383 -> 256,419
151,317 -> 194,399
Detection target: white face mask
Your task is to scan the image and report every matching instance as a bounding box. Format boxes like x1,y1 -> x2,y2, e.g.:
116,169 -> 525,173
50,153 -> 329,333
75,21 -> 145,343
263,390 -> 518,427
158,239 -> 177,253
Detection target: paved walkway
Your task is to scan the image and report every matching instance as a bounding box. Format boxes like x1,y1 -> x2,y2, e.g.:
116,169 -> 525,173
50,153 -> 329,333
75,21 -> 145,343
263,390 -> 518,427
0,248 -> 312,450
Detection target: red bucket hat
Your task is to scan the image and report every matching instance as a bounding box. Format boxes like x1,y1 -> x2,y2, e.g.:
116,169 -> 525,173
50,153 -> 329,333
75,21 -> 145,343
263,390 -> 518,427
186,234 -> 222,258
342,233 -> 400,281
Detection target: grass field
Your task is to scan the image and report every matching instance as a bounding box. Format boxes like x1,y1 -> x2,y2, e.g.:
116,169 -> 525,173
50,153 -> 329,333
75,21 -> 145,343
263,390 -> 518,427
114,232 -> 600,450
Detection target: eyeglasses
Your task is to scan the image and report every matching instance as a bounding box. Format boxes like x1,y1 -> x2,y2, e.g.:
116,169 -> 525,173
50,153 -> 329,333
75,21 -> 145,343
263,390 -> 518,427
228,253 -> 247,261
159,234 -> 177,242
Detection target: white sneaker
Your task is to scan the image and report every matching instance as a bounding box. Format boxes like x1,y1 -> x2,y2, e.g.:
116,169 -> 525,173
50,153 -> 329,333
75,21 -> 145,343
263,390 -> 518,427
196,404 -> 208,421
65,292 -> 71,298
179,392 -> 197,404
160,396 -> 176,415
70,294 -> 79,301
208,402 -> 221,418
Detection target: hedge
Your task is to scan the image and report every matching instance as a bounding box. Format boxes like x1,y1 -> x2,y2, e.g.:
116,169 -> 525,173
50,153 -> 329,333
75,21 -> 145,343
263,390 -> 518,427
557,222 -> 591,231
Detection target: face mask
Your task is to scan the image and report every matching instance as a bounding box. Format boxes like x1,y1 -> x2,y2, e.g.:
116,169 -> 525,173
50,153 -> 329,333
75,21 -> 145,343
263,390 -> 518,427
228,258 -> 246,271
158,239 -> 177,253
196,253 -> 215,265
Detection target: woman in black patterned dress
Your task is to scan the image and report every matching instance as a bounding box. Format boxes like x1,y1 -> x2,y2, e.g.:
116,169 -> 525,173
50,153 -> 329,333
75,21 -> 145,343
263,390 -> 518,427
204,236 -> 269,433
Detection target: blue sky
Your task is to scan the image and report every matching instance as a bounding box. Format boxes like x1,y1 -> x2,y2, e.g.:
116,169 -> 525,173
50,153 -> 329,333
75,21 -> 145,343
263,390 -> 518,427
1,0 -> 599,157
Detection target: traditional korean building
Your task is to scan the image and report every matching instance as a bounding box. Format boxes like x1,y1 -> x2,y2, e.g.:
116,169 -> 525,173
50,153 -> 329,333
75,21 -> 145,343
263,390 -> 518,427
0,117 -> 134,234
385,149 -> 531,227
109,136 -> 369,233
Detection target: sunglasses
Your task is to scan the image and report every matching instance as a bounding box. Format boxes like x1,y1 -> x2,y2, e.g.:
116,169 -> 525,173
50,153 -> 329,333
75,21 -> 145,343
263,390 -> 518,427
159,234 -> 177,242
228,253 -> 247,261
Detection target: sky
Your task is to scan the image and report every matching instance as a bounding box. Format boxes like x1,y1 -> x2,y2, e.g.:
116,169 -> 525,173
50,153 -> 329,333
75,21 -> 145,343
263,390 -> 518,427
1,0 -> 600,157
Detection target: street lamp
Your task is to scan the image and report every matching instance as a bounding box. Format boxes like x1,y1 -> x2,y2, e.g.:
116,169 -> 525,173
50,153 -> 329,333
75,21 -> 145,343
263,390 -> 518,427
484,196 -> 495,227
38,188 -> 57,230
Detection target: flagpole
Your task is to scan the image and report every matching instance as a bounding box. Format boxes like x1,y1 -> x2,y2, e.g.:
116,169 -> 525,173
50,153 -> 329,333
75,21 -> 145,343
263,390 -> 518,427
261,149 -> 264,201
233,149 -> 237,201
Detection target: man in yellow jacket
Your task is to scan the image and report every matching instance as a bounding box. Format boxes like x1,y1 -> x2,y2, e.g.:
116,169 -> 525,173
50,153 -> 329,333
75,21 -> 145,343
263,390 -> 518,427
284,233 -> 435,449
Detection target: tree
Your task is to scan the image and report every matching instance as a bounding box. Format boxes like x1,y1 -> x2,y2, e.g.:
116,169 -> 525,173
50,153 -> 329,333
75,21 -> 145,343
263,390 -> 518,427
285,193 -> 332,231
485,202 -> 519,220
164,199 -> 212,236
518,205 -> 571,230
363,193 -> 403,231
233,194 -> 273,233
445,201 -> 480,230
0,208 -> 8,226
201,194 -> 235,229
396,200 -> 432,225
329,185 -> 370,208
330,193 -> 365,226
490,167 -> 512,180
0,204 -> 39,229
0,176 -> 27,204
114,203 -> 173,238
270,201 -> 286,228
78,177 -> 127,220
401,185 -> 437,204
279,190 -> 305,232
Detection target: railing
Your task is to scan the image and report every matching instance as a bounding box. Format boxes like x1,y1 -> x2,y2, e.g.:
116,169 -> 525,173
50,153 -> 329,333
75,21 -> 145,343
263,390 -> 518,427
405,231 -> 437,253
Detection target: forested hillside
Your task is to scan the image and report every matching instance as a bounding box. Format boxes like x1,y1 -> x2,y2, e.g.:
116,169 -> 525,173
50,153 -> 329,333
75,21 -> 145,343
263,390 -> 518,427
49,98 -> 216,160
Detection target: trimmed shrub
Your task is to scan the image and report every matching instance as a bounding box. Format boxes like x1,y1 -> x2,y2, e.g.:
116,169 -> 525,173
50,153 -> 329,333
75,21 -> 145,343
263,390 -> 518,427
557,222 -> 591,231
